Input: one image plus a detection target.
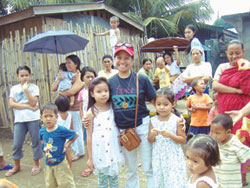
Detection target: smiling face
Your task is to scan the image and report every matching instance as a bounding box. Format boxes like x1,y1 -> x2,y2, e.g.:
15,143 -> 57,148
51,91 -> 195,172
90,82 -> 110,105
155,96 -> 173,117
17,69 -> 31,85
186,148 -> 210,175
115,51 -> 133,75
41,109 -> 58,131
164,54 -> 172,65
226,43 -> 245,65
194,79 -> 206,93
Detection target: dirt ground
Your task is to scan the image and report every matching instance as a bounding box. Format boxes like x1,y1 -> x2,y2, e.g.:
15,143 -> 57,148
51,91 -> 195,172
0,128 -> 147,188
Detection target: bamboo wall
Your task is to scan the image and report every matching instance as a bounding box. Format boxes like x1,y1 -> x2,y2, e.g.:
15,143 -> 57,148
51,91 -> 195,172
0,17 -> 153,129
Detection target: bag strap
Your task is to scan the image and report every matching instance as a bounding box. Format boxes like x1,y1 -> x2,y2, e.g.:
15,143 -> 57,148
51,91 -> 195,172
134,73 -> 139,128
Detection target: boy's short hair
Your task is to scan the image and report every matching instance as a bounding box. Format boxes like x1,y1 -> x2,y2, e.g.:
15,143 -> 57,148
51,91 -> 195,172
110,16 -> 119,22
211,114 -> 233,130
191,78 -> 203,93
40,103 -> 58,116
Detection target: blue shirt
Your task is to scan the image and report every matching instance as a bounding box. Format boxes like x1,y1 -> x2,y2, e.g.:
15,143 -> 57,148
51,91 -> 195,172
109,72 -> 156,129
166,60 -> 181,76
39,125 -> 76,166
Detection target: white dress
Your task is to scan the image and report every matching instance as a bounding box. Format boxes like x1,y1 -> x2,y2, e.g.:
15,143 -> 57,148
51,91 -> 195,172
188,176 -> 219,188
57,113 -> 72,129
92,107 -> 124,176
151,114 -> 187,188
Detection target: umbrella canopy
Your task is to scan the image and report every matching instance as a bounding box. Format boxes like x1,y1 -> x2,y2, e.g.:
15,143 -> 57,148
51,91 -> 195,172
24,30 -> 89,54
140,37 -> 189,53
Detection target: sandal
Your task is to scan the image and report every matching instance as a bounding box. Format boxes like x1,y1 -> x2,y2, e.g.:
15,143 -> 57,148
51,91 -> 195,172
31,167 -> 41,176
72,155 -> 84,162
5,168 -> 20,177
243,181 -> 249,187
0,164 -> 13,171
81,169 -> 93,177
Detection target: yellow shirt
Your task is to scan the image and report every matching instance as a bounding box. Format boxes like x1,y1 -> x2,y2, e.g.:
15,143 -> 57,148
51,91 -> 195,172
154,67 -> 170,88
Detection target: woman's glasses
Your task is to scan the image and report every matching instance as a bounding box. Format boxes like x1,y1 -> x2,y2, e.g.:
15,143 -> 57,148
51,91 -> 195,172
115,43 -> 133,49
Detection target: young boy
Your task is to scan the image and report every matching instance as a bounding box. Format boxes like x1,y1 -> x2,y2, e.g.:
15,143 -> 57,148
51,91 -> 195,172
39,103 -> 78,188
93,16 -> 121,55
154,56 -> 170,88
186,78 -> 213,135
210,114 -> 250,188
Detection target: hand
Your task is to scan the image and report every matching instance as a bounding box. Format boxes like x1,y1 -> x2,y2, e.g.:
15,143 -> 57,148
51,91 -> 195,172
179,116 -> 186,131
225,110 -> 243,125
235,88 -> 243,94
82,117 -> 91,128
87,159 -> 94,171
58,70 -> 64,81
160,130 -> 172,138
22,81 -> 29,90
173,45 -> 178,51
150,128 -> 159,137
93,32 -> 96,36
28,105 -> 39,111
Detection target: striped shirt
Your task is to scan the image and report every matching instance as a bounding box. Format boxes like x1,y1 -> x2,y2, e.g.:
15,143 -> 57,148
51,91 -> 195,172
213,135 -> 250,188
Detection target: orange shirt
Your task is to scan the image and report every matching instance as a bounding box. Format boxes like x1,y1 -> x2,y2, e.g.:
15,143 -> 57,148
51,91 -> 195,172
186,94 -> 213,127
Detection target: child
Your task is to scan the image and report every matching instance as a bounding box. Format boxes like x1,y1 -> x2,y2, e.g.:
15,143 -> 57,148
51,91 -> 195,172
208,91 -> 218,125
98,55 -> 118,79
55,95 -> 73,168
6,65 -> 43,177
56,63 -> 75,106
85,77 -> 124,188
186,78 -> 213,135
148,87 -> 187,188
186,134 -> 220,188
210,114 -> 250,188
154,56 -> 170,88
94,16 -> 121,55
39,103 -> 78,188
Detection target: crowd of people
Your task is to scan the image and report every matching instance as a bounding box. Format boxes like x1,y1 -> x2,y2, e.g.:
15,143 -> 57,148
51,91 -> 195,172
1,19 -> 250,188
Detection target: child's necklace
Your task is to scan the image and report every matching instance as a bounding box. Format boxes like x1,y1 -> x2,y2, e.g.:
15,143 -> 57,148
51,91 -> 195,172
117,74 -> 133,109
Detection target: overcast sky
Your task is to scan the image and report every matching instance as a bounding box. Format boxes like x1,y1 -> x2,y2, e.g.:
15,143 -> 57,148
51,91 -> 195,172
208,0 -> 250,23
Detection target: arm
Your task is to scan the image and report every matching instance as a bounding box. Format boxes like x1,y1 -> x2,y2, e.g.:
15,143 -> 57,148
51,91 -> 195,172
182,75 -> 203,84
9,97 -> 38,110
164,66 -> 170,73
192,103 -> 213,111
148,120 -> 158,143
60,78 -> 84,96
161,118 -> 186,144
212,80 -> 243,94
79,102 -> 83,119
173,46 -> 181,66
64,132 -> 79,152
69,117 -> 73,130
115,28 -> 121,43
93,30 -> 110,36
51,71 -> 64,92
86,111 -> 94,170
23,82 -> 38,106
226,102 -> 250,124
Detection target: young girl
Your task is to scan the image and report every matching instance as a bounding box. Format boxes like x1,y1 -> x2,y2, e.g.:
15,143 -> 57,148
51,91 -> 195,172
184,24 -> 205,62
186,134 -> 220,188
55,95 -> 73,168
186,78 -> 213,135
208,91 -> 218,125
78,66 -> 96,176
85,77 -> 124,188
148,87 -> 187,188
98,55 -> 118,79
6,66 -> 43,177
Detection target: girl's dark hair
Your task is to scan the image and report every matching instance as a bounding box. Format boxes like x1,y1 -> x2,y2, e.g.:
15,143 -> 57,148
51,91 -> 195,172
102,55 -> 114,69
186,133 -> 220,167
88,77 -> 111,116
80,66 -> 97,82
226,39 -> 244,50
40,103 -> 58,115
191,78 -> 203,93
156,87 -> 181,116
55,95 -> 70,112
163,51 -> 173,63
185,24 -> 197,54
59,63 -> 67,71
211,114 -> 233,130
66,55 -> 81,70
16,65 -> 31,75
142,58 -> 152,65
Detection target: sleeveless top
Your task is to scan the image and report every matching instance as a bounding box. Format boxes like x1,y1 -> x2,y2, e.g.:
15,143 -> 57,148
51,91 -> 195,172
109,29 -> 118,48
188,176 -> 219,188
57,113 -> 72,130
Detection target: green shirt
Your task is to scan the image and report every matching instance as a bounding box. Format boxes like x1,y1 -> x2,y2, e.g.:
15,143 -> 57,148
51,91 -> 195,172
138,67 -> 154,85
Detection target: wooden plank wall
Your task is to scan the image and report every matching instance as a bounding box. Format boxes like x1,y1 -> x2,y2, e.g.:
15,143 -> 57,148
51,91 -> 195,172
0,18 -> 155,129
